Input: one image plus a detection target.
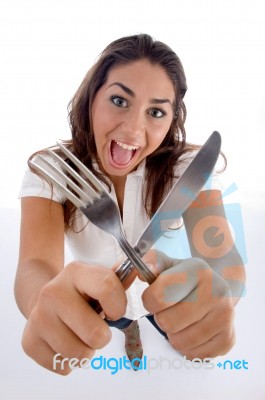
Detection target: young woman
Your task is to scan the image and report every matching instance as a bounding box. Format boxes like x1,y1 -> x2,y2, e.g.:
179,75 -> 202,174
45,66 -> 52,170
15,33 -> 245,374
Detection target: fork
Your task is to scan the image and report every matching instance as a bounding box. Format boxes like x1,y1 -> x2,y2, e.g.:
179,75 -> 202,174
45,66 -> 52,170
29,143 -> 156,290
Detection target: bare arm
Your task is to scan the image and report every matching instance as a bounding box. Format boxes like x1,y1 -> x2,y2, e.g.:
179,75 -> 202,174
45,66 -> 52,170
14,197 -> 65,318
15,196 -> 127,374
183,190 -> 246,305
141,190 -> 246,359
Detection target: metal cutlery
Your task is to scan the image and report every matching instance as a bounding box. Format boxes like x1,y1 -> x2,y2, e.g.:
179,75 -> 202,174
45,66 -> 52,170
30,131 -> 221,315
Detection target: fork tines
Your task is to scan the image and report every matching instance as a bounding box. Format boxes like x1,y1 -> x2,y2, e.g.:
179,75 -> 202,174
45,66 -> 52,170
29,142 -> 105,209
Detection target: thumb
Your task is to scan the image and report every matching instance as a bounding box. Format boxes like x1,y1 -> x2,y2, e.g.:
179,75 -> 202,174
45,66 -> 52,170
138,250 -> 183,282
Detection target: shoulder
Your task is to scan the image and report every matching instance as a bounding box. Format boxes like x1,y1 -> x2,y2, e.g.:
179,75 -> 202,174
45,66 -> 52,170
174,148 -> 225,192
19,153 -> 67,204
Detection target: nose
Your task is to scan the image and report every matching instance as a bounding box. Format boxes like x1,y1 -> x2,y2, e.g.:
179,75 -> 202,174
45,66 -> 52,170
121,108 -> 146,139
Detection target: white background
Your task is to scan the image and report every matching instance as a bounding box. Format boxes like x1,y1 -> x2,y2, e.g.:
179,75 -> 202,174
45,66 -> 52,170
0,0 -> 264,399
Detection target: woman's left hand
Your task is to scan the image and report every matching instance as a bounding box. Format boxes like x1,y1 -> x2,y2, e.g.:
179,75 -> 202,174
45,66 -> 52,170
141,250 -> 235,359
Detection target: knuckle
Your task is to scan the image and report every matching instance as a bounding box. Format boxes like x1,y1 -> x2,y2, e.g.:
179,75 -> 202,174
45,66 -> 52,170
99,269 -> 120,297
212,278 -> 231,299
53,362 -> 73,376
108,301 -> 127,320
142,287 -> 164,313
98,270 -> 127,318
167,333 -> 183,352
141,290 -> 151,311
218,284 -> 232,299
193,257 -> 209,270
27,305 -> 47,333
27,306 -> 40,326
74,347 -> 95,362
168,332 -> 188,352
21,330 -> 32,357
220,329 -> 236,354
184,350 -> 202,360
154,312 -> 171,333
64,261 -> 87,280
57,368 -> 72,376
176,336 -> 189,351
65,261 -> 81,273
85,323 -> 112,349
38,282 -> 58,305
219,301 -> 235,325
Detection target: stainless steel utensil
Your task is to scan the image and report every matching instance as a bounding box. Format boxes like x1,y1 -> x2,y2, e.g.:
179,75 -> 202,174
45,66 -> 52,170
115,130 -> 222,279
30,131 -> 221,314
30,144 -> 156,284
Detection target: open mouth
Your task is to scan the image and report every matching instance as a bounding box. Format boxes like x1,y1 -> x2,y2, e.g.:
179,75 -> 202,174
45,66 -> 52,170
110,140 -> 139,167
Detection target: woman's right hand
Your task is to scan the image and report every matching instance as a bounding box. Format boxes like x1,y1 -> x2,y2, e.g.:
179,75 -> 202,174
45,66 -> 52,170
21,261 -> 127,375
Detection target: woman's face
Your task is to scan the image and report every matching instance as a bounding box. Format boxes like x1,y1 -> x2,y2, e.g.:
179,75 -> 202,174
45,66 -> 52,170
91,59 -> 175,180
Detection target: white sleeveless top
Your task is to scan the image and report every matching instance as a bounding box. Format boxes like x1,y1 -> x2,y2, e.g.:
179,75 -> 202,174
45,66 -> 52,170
19,152 -> 222,319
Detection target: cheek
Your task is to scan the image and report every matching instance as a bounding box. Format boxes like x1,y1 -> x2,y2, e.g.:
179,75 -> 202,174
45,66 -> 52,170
92,97 -> 108,133
149,126 -> 170,148
92,105 -> 116,137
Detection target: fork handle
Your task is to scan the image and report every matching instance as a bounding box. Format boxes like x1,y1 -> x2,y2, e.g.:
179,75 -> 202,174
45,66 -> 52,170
114,258 -> 134,281
117,238 -> 157,284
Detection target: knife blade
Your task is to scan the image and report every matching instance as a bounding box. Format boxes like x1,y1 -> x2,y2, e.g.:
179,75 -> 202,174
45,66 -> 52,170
116,131 -> 221,283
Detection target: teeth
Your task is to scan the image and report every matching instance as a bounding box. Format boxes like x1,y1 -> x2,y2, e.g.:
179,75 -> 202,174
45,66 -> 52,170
114,141 -> 139,151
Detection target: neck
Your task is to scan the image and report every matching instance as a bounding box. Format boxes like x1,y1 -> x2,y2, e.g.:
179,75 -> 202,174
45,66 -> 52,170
95,159 -> 127,216
111,175 -> 126,216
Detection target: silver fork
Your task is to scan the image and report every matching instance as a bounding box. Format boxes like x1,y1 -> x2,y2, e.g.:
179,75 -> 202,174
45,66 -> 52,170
29,142 -> 156,288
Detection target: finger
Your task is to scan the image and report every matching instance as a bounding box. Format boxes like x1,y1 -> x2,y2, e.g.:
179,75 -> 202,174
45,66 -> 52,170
165,299 -> 234,352
22,321 -> 72,375
29,302 -> 97,360
171,327 -> 236,360
121,250 -> 177,285
153,287 -> 208,334
64,262 -> 127,320
139,250 -> 178,280
142,258 -> 210,314
40,276 -> 114,350
152,266 -> 232,333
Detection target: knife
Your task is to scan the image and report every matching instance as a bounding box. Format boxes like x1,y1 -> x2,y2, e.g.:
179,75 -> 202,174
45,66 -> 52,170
115,131 -> 221,283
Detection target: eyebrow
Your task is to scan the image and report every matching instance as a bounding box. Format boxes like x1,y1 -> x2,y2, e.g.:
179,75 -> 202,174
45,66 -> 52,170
107,82 -> 172,106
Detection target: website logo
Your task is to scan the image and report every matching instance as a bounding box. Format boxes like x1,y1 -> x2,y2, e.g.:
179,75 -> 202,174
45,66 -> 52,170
53,354 -> 249,374
154,180 -> 247,299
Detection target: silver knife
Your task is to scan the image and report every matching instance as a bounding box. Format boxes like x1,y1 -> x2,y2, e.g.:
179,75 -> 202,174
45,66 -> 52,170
115,131 -> 221,283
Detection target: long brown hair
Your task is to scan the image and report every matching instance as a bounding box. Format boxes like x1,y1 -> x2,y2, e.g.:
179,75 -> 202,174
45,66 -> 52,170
30,34 -> 190,230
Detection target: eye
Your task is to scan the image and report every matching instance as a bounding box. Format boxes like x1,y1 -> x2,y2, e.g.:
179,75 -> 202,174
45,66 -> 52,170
110,95 -> 128,108
148,108 -> 166,119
